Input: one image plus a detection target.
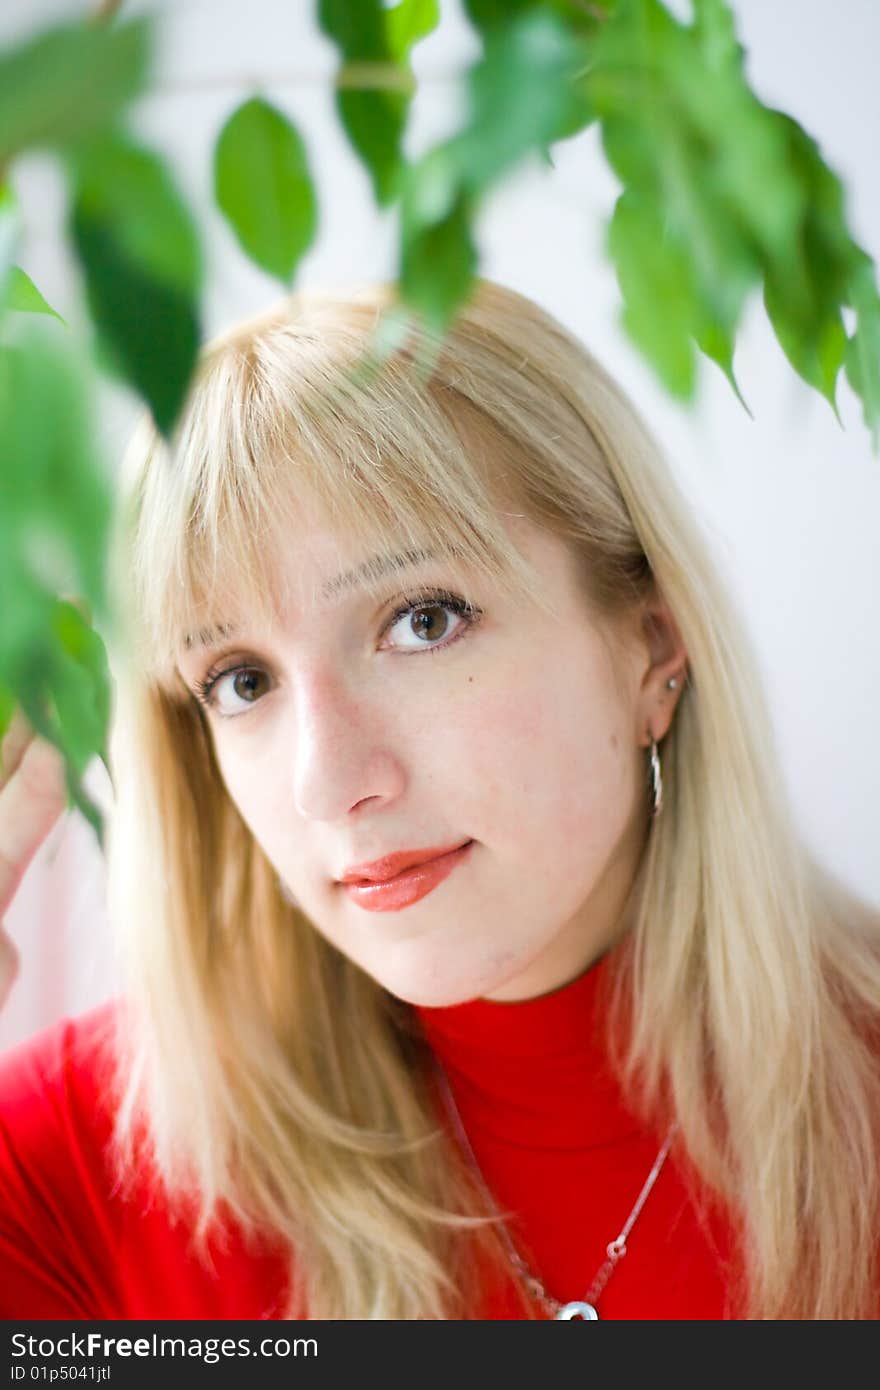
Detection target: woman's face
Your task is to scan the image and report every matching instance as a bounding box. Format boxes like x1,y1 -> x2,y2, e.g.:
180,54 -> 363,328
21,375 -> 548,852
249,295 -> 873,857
176,510 -> 686,1006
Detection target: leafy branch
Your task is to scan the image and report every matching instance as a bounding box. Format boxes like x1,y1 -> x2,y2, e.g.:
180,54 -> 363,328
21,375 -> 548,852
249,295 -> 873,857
0,0 -> 877,845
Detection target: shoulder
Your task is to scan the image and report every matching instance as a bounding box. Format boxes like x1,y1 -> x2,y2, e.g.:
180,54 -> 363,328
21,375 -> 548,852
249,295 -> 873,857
0,1000 -> 129,1317
0,998 -> 122,1123
0,998 -> 126,1190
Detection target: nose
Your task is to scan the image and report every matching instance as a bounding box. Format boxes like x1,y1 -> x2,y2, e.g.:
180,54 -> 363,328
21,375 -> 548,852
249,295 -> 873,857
290,666 -> 405,821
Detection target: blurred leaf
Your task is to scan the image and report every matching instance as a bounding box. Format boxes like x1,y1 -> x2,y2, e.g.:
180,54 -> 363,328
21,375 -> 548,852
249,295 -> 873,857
845,251 -> 880,451
401,189 -> 478,339
762,116 -> 855,411
607,190 -> 698,398
72,215 -> 200,439
384,0 -> 440,63
590,0 -> 781,400
0,18 -> 150,167
464,0 -> 604,134
462,0 -> 537,29
668,2 -> 803,265
0,330 -> 111,620
68,136 -> 202,436
0,186 -> 19,287
584,0 -> 880,431
50,599 -> 112,773
3,266 -> 65,323
0,683 -> 14,745
69,136 -> 201,291
397,10 -> 585,337
695,318 -> 750,413
764,275 -> 846,413
318,0 -> 408,206
591,0 -> 794,279
0,333 -> 113,843
215,97 -> 318,284
11,611 -> 110,847
336,85 -> 408,206
464,0 -> 612,33
454,11 -> 590,188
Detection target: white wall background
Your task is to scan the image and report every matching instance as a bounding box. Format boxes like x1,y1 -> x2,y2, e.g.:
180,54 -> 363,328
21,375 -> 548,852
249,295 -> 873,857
1,0 -> 878,1051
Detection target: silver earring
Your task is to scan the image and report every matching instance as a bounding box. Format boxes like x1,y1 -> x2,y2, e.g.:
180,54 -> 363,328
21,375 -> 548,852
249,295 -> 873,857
649,677 -> 678,818
649,736 -> 663,818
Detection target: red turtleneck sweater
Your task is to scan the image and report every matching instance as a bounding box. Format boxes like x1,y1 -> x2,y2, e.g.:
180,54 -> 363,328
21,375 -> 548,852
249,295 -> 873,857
0,951 -> 740,1319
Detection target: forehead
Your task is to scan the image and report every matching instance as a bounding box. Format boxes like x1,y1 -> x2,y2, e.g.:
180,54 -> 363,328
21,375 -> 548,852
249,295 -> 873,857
139,395 -> 565,688
179,515 -> 598,672
181,541 -> 442,654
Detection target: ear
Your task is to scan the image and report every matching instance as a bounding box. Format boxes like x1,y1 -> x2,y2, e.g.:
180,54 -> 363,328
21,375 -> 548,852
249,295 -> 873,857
631,591 -> 689,748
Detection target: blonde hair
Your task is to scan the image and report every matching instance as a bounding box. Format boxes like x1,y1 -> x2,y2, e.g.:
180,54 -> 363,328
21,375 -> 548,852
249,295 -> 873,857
103,279 -> 880,1319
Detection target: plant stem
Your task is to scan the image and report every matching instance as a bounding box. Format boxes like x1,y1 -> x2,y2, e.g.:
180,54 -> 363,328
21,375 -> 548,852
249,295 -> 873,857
336,61 -> 415,95
90,0 -> 124,23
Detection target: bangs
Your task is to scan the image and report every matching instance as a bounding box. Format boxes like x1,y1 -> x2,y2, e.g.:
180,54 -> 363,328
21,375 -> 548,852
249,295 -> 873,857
114,291 -> 554,692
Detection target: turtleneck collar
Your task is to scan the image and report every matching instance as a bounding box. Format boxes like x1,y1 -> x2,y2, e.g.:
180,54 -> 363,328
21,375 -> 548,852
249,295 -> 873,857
413,942 -> 643,1152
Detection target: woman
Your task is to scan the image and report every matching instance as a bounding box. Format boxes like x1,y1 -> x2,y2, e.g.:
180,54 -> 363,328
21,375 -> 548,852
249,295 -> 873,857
1,279 -> 878,1320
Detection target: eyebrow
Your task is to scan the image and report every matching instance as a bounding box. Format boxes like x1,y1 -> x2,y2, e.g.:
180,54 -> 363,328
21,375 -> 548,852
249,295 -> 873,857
183,547 -> 438,651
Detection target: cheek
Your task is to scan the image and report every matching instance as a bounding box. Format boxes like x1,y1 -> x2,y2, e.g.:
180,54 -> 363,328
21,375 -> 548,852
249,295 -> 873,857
458,654 -> 634,850
212,741 -> 285,849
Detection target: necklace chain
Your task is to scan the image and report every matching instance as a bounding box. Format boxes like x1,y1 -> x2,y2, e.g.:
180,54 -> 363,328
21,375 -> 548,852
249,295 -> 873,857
432,1058 -> 679,1319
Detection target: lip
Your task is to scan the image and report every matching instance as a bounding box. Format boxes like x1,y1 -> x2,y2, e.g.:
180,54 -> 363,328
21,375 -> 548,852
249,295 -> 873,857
338,840 -> 473,885
339,840 -> 474,913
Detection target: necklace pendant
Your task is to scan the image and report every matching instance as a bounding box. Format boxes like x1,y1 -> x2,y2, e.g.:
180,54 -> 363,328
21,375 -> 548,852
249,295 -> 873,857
555,1301 -> 599,1320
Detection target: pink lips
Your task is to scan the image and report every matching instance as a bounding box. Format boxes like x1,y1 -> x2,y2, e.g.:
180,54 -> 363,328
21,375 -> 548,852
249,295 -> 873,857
338,841 -> 474,913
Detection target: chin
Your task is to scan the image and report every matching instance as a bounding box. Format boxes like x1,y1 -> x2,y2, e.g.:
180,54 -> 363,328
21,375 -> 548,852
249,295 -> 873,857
369,953 -> 521,1010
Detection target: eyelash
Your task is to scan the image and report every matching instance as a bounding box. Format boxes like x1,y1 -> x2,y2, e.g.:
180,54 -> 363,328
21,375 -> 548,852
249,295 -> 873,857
191,588 -> 483,716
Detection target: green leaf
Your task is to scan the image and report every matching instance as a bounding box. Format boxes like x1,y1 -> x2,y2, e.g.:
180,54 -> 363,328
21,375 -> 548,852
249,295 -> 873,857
462,0 -> 536,31
384,0 -> 440,64
49,600 -> 112,773
397,10 -> 585,337
12,619 -> 110,848
456,12 -> 590,189
0,331 -> 111,621
318,0 -> 409,207
0,336 -> 114,844
0,328 -> 113,617
0,684 -> 14,746
845,252 -> 880,451
215,97 -> 317,284
595,6 -> 762,327
668,7 -> 803,265
401,190 -> 478,338
67,136 -> 202,436
584,0 -> 880,428
695,318 -> 750,413
761,115 -> 857,412
0,186 -> 19,288
318,0 -> 388,56
764,272 -> 846,412
72,214 -> 200,438
464,0 -> 608,42
0,18 -> 150,167
3,267 -> 65,323
69,136 -> 201,292
339,88 -> 408,206
607,190 -> 698,399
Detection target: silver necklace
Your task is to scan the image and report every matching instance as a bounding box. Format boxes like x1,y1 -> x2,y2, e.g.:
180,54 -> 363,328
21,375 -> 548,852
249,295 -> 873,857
433,1059 -> 679,1319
